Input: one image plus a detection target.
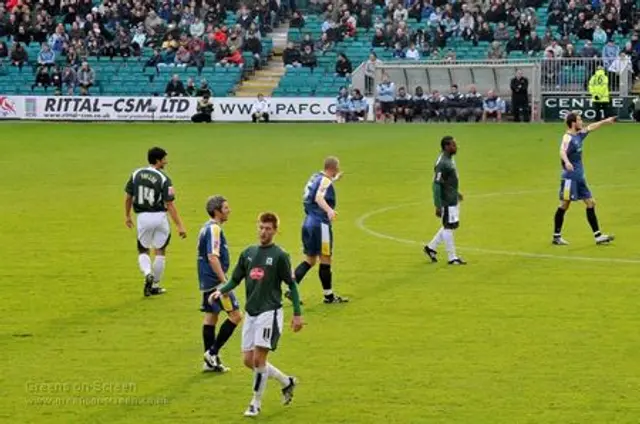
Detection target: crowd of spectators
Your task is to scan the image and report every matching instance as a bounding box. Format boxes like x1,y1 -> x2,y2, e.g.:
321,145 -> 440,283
0,0 -> 281,94
290,0 -> 639,80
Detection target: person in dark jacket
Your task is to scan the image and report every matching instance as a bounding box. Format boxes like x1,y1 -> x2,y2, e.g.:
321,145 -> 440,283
444,84 -> 465,122
192,93 -> 214,123
282,42 -> 301,67
299,45 -> 317,68
165,74 -> 186,97
243,30 -> 263,69
510,69 -> 530,122
335,53 -> 352,77
32,66 -> 52,90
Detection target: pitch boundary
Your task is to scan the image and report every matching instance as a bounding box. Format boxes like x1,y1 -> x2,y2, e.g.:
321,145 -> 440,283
355,185 -> 640,265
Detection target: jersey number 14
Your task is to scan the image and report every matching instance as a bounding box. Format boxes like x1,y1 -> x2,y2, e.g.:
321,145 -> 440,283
137,186 -> 156,206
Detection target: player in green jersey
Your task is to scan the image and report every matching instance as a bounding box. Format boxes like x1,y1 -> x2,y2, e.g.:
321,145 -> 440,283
211,212 -> 303,418
125,147 -> 187,296
423,136 -> 466,265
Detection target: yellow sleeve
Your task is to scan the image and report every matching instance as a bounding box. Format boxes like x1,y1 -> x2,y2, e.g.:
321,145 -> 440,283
209,224 -> 221,256
316,176 -> 333,199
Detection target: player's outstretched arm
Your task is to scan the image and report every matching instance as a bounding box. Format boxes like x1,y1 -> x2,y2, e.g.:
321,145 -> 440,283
586,116 -> 616,132
166,201 -> 187,238
124,194 -> 133,228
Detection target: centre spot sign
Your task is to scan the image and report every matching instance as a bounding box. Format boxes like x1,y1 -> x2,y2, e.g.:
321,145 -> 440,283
542,95 -> 633,121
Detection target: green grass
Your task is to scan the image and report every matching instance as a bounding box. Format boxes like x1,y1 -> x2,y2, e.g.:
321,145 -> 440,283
2,123 -> 640,424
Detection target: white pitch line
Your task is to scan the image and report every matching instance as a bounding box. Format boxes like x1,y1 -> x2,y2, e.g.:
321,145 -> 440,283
355,185 -> 640,265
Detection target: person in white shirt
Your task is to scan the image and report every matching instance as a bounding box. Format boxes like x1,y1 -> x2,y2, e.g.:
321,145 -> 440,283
251,94 -> 270,123
405,43 -> 421,60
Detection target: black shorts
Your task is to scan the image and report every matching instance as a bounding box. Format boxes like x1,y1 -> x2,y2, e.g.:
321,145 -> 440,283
380,101 -> 395,114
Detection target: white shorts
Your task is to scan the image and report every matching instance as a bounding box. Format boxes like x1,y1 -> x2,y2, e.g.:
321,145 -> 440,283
137,212 -> 170,249
242,308 -> 284,352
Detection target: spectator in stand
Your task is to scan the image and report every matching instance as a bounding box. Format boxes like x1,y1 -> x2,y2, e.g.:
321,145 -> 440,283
290,11 -> 305,29
38,43 -> 55,68
300,45 -> 317,68
32,66 -> 51,90
244,30 -> 263,69
482,90 -> 504,122
565,43 -> 578,59
478,22 -> 494,42
444,49 -> 457,63
405,43 -> 420,60
315,33 -> 335,54
186,77 -> 197,96
51,66 -> 62,95
507,29 -> 526,53
350,89 -> 368,122
372,28 -> 387,47
10,43 -> 28,69
165,74 -> 186,97
220,46 -> 244,67
335,53 -> 352,77
582,40 -> 599,58
601,12 -> 617,39
77,61 -> 95,96
190,17 -> 205,39
602,39 -> 620,70
15,25 -> 31,45
459,12 -> 475,40
190,44 -> 205,73
526,31 -> 542,55
463,84 -> 483,123
49,24 -> 68,54
144,49 -> 162,73
300,34 -> 314,52
488,41 -> 505,60
545,39 -> 564,58
441,14 -> 458,38
336,86 -> 351,123
445,84 -> 465,122
547,8 -> 563,27
283,41 -> 301,67
175,46 -> 191,66
494,22 -> 510,42
393,4 -> 408,23
392,42 -> 405,59
510,69 -> 530,122
364,52 -> 381,95
376,74 -> 395,123
197,80 -> 212,97
593,25 -> 608,44
132,25 -> 147,57
62,66 -> 77,95
0,42 -> 8,60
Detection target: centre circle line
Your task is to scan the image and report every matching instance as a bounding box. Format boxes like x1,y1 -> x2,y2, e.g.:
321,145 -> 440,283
354,185 -> 640,265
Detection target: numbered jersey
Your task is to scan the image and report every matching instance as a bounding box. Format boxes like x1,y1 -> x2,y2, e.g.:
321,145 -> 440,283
125,167 -> 175,213
302,172 -> 335,224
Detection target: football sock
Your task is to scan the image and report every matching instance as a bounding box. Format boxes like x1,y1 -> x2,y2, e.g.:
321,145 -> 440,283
251,366 -> 268,406
152,255 -> 165,284
442,229 -> 457,261
138,254 -> 152,277
428,227 -> 444,250
586,207 -> 601,237
266,362 -> 289,387
554,207 -> 566,237
202,324 -> 216,352
319,263 -> 333,297
294,261 -> 312,284
211,319 -> 236,355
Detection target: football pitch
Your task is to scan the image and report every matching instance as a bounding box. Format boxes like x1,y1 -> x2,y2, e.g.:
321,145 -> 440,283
2,122 -> 640,424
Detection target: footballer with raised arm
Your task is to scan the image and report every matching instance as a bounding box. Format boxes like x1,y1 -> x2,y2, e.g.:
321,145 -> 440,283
124,147 -> 186,296
552,113 -> 616,245
210,212 -> 302,417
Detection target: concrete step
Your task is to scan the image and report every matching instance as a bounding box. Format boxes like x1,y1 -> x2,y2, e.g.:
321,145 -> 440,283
242,80 -> 279,88
236,90 -> 273,97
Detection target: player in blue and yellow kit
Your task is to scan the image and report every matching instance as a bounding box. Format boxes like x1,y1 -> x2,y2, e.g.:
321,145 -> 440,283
553,113 -> 616,245
198,195 -> 243,372
289,157 -> 348,304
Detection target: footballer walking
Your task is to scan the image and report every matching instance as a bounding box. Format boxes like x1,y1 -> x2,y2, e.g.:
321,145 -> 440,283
424,136 -> 466,265
124,147 -> 187,296
552,114 -> 616,245
211,212 -> 302,417
198,196 -> 242,372
290,156 -> 348,303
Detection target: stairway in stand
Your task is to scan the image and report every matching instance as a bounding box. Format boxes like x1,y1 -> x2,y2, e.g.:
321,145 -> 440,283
235,25 -> 288,98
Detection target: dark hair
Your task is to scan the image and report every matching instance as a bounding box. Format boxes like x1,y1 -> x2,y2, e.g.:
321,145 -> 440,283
441,136 -> 454,150
206,195 -> 227,218
147,147 -> 167,165
451,84 -> 458,89
565,112 -> 579,128
259,212 -> 279,229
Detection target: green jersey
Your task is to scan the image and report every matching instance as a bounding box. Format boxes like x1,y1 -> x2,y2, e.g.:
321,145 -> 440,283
125,167 -> 175,213
229,244 -> 295,316
433,153 -> 459,208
